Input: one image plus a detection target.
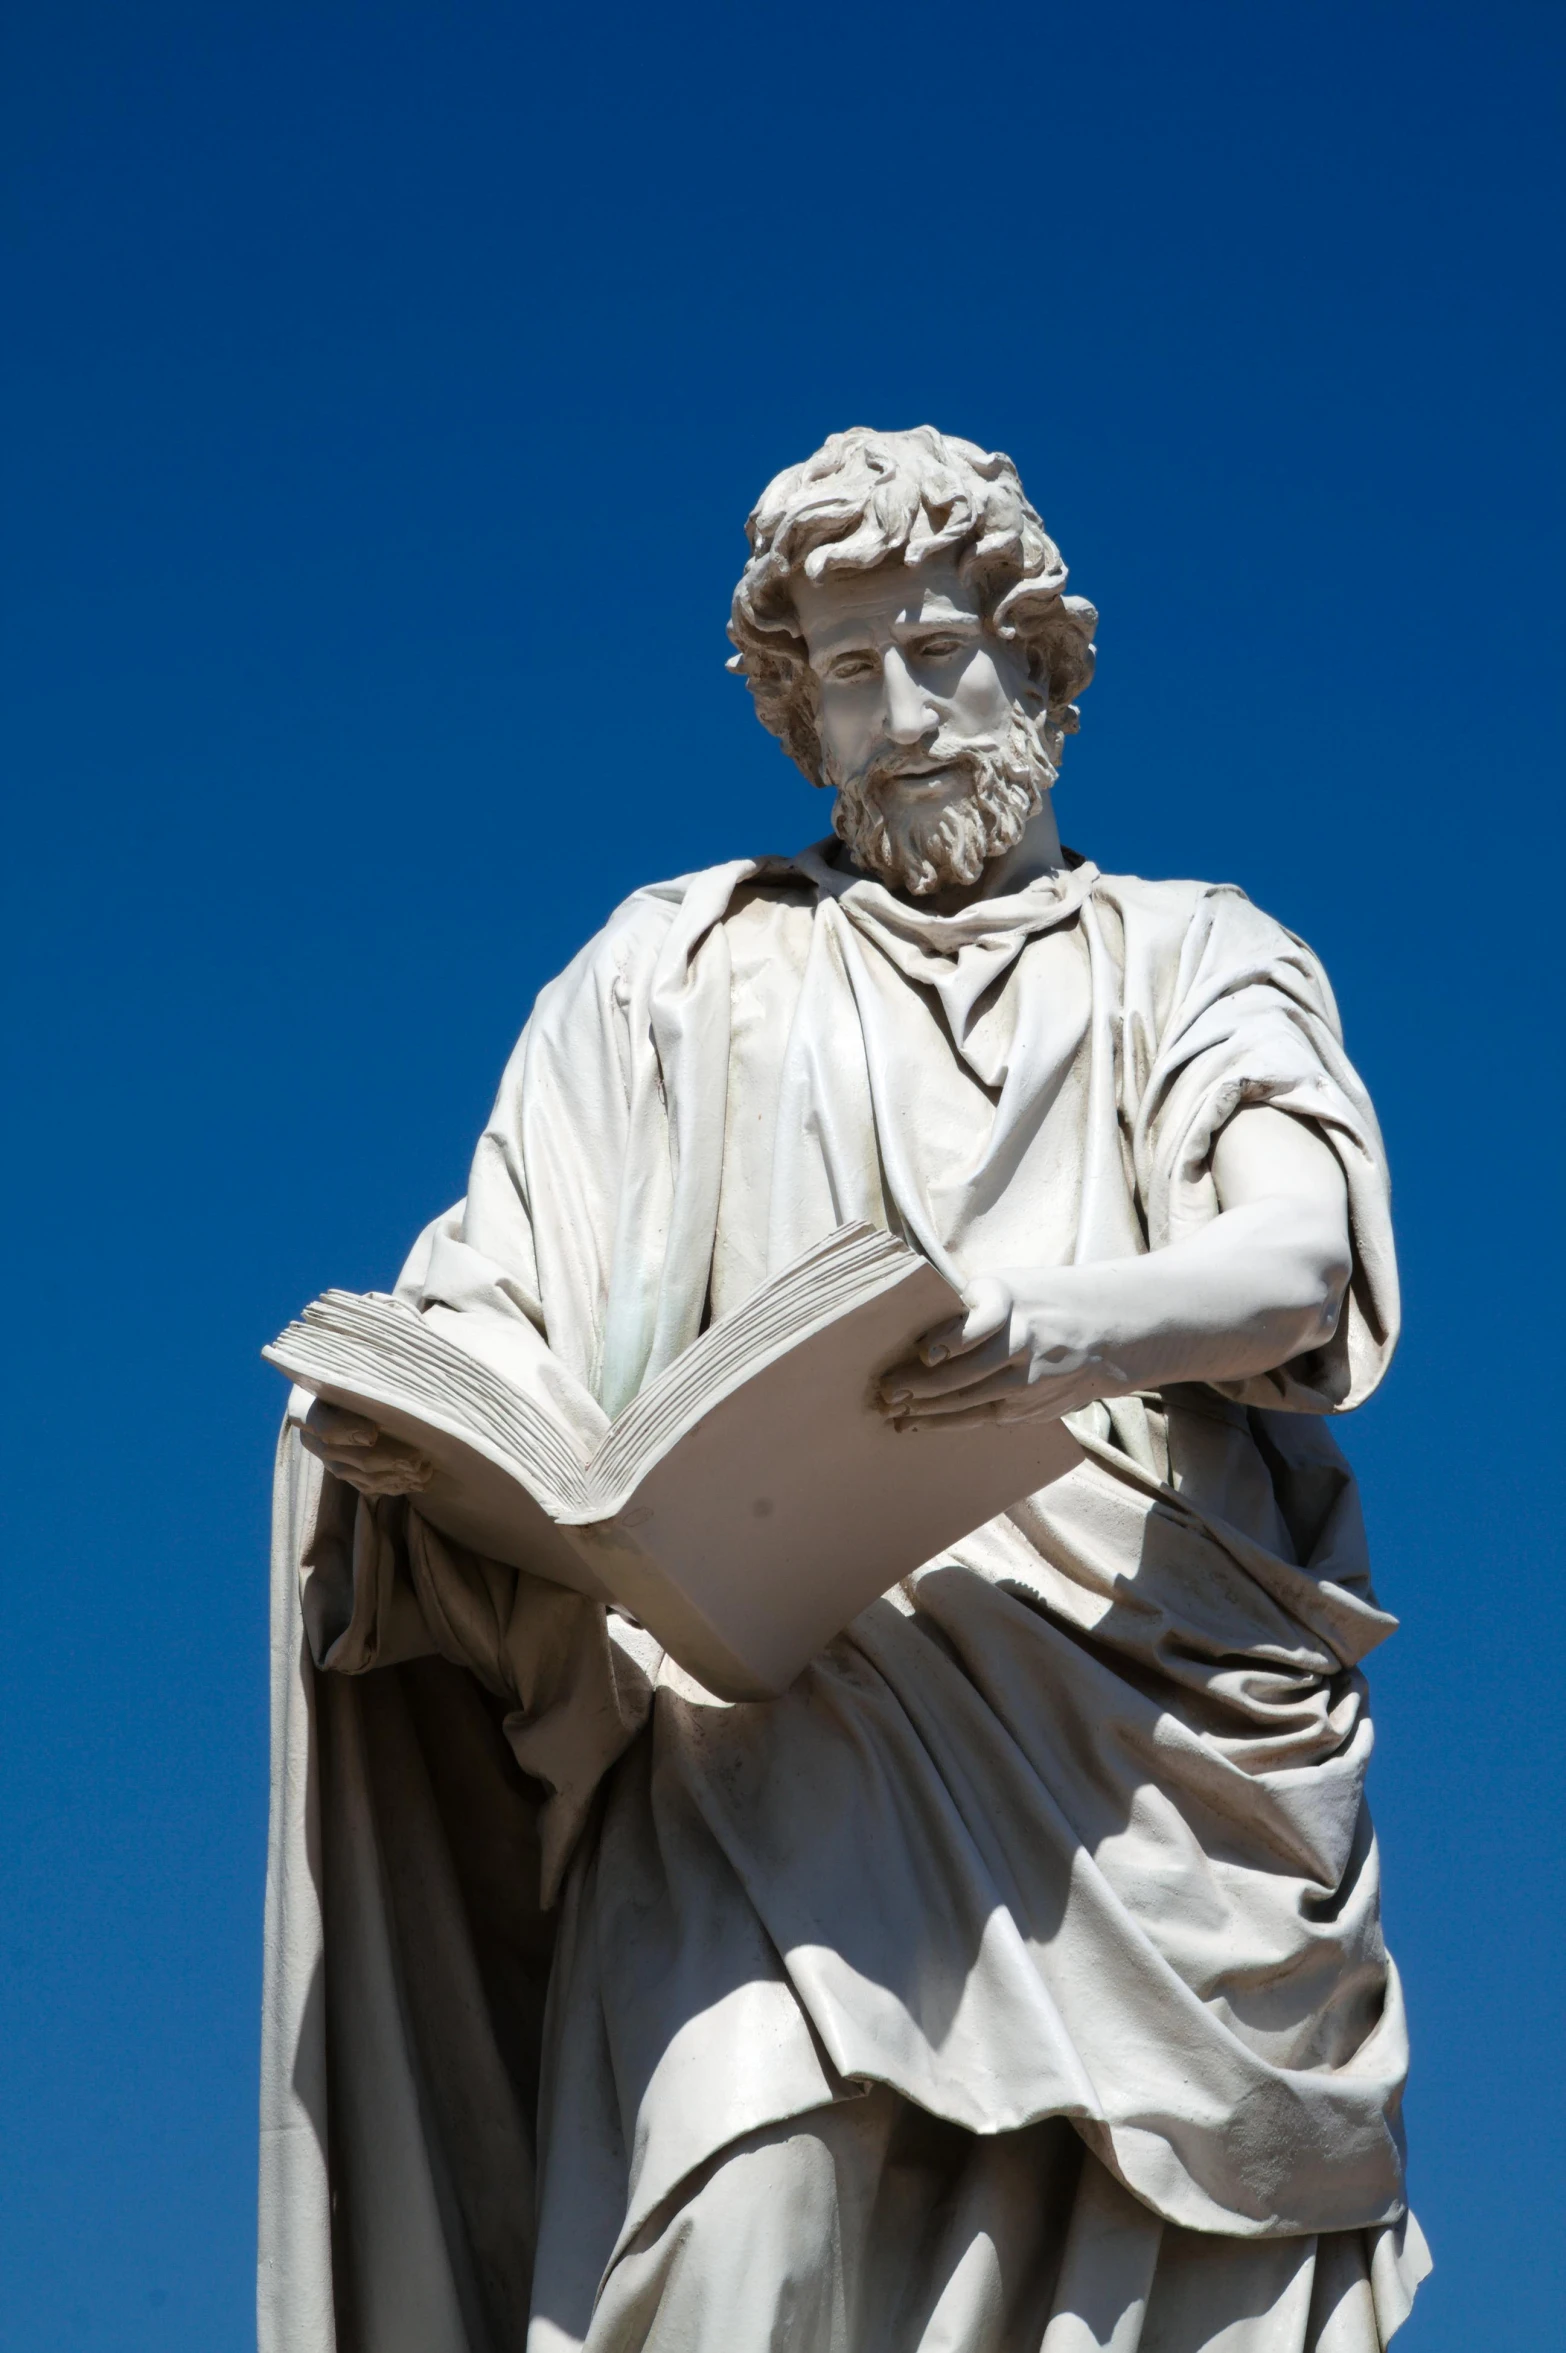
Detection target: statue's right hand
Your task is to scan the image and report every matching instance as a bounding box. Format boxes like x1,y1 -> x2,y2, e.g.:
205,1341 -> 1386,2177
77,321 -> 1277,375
298,1401 -> 435,1497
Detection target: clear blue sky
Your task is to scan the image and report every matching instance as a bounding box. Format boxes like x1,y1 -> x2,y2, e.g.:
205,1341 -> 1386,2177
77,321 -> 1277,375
2,4 -> 1561,2346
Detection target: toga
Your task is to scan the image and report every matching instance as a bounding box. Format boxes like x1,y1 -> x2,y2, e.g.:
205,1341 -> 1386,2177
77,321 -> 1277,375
260,847 -> 1430,2353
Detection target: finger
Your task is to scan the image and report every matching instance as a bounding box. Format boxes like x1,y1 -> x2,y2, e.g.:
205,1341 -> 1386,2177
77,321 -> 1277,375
928,1277 -> 1012,1364
300,1433 -> 377,1479
300,1446 -> 431,1496
299,1427 -> 354,1467
354,1441 -> 433,1481
300,1425 -> 404,1468
372,1443 -> 434,1487
890,1395 -> 1043,1430
360,1466 -> 432,1495
887,1367 -> 1056,1421
880,1326 -> 1022,1405
300,1424 -> 431,1479
914,1314 -> 971,1366
908,1281 -> 1011,1370
304,1402 -> 380,1447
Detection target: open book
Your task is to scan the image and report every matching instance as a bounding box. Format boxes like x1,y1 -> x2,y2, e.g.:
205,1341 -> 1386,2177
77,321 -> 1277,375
265,1223 -> 1081,1700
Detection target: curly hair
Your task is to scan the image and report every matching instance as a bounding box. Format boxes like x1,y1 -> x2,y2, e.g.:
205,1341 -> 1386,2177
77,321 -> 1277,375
726,426 -> 1098,788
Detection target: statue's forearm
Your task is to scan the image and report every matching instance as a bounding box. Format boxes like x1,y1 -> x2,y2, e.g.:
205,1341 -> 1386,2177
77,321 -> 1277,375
883,1107 -> 1353,1420
1033,1197 -> 1351,1398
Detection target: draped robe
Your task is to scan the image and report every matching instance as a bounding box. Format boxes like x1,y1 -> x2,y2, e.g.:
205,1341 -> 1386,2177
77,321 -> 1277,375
260,847 -> 1430,2353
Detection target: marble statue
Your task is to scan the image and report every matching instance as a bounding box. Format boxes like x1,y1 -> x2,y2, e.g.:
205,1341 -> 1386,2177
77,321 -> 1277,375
260,427 -> 1429,2351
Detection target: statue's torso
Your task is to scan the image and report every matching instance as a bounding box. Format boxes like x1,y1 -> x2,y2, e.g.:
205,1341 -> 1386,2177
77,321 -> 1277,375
709,875 -> 1121,1324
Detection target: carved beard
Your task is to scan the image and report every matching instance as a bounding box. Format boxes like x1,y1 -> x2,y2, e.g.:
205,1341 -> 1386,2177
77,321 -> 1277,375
827,706 -> 1059,897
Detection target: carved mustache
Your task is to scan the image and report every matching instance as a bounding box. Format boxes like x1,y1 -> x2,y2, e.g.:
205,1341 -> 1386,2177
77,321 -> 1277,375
850,737 -> 1003,794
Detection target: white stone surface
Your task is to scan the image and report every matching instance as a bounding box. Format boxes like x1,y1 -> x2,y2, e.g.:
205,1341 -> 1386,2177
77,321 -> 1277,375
262,427 -> 1427,2351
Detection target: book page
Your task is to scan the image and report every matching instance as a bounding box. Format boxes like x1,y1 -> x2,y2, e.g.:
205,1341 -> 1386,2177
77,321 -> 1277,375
564,1265 -> 1082,1698
263,1293 -> 609,1593
581,1222 -> 926,1512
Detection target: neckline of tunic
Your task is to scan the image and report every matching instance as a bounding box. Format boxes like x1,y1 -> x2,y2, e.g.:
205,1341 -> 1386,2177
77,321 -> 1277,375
785,837 -> 1100,958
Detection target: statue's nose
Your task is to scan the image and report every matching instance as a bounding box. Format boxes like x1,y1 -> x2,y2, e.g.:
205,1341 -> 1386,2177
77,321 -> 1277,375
882,649 -> 938,744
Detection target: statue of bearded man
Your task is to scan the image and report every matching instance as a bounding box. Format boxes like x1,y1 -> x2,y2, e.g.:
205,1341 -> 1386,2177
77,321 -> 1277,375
260,428 -> 1429,2353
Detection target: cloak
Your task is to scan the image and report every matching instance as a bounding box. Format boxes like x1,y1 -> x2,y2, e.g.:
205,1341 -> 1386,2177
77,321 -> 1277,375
260,850 -> 1429,2352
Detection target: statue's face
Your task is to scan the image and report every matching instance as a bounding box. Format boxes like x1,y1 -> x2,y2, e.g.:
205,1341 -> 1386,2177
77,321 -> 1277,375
790,554 -> 1052,896
792,555 -> 1038,799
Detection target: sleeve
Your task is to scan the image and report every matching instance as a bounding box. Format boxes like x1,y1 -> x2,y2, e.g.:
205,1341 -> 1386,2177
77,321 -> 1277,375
287,891 -> 683,1896
399,896 -> 661,1404
288,1438 -> 661,1905
1130,886 -> 1399,1413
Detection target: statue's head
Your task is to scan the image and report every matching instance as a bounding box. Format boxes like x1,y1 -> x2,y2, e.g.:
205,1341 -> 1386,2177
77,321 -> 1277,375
728,426 -> 1097,896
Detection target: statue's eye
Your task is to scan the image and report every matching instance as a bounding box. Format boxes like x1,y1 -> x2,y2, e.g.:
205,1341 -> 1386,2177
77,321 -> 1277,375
829,654 -> 878,681
914,636 -> 965,661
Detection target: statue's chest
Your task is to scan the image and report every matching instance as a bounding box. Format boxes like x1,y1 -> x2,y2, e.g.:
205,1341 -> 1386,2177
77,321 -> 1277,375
714,898 -> 1105,1295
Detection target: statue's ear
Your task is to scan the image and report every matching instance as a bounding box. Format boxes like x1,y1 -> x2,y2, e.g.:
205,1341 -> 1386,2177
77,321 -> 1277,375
1015,639 -> 1050,694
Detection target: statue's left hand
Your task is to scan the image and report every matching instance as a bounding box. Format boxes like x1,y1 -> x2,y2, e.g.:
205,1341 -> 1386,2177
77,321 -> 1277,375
877,1272 -> 1117,1427
298,1401 -> 436,1495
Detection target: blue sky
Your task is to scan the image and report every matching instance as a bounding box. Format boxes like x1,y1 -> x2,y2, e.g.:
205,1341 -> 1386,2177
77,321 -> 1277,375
2,3 -> 1561,2345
